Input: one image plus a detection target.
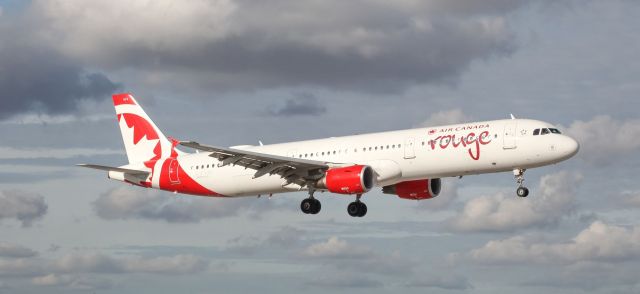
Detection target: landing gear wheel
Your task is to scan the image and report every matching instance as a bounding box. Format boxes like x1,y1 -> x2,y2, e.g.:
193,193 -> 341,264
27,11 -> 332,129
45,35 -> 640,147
347,202 -> 367,217
357,202 -> 367,217
301,198 -> 313,214
301,185 -> 321,215
310,198 -> 321,214
516,187 -> 529,197
301,198 -> 321,214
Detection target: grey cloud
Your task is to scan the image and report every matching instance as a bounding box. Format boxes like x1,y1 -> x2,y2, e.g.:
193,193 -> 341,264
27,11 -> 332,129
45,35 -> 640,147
31,0 -> 529,93
305,273 -> 383,289
225,226 -> 305,255
0,243 -> 37,258
0,190 -> 47,227
405,274 -> 473,290
94,187 -> 292,223
0,22 -> 120,120
265,226 -> 305,247
520,263 -> 640,291
52,252 -> 208,275
268,93 -> 326,117
447,171 -> 581,233
419,109 -> 473,128
459,221 -> 640,266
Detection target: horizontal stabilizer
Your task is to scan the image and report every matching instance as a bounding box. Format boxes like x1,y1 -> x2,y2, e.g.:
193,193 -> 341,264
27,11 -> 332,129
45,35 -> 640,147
76,164 -> 149,176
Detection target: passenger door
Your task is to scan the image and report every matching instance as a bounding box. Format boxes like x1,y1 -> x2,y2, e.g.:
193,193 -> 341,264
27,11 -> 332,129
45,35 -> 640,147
404,138 -> 416,159
503,123 -> 517,149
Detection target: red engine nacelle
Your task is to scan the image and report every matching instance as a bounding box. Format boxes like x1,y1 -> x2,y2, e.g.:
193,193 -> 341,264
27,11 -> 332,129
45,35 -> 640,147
382,179 -> 442,200
318,165 -> 375,194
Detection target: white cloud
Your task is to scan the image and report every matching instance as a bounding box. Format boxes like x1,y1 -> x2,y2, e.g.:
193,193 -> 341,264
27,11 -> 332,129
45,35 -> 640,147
0,243 -> 38,258
447,171 -> 581,232
32,0 -> 236,59
414,178 -> 459,211
0,258 -> 43,277
302,236 -> 372,259
23,0 -> 522,93
301,237 -> 416,275
0,190 -> 48,227
419,109 -> 472,127
620,190 -> 640,208
564,115 -> 640,163
31,274 -> 113,290
462,221 -> 640,265
93,187 -> 291,223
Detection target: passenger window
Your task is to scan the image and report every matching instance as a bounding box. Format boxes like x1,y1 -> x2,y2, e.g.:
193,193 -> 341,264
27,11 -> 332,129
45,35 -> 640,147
533,129 -> 540,135
541,128 -> 550,135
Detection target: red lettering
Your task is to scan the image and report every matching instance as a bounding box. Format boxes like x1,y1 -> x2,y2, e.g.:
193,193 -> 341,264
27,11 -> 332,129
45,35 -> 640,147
427,130 -> 492,160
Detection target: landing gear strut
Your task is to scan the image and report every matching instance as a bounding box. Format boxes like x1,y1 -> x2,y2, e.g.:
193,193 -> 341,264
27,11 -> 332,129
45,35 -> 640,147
514,168 -> 529,197
347,194 -> 367,217
301,186 -> 321,214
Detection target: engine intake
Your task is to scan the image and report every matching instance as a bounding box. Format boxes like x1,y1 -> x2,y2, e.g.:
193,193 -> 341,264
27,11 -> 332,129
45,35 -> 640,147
318,165 -> 375,194
383,179 -> 441,200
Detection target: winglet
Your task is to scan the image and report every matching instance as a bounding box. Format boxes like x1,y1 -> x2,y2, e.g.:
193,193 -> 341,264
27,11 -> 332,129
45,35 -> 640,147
510,113 -> 516,120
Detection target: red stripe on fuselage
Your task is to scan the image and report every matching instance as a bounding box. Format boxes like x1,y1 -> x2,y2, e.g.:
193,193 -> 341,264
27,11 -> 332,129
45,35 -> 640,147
158,158 -> 224,197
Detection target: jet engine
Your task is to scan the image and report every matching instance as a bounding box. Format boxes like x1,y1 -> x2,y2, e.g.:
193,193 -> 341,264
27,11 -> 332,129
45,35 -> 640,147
382,179 -> 441,200
317,165 -> 375,194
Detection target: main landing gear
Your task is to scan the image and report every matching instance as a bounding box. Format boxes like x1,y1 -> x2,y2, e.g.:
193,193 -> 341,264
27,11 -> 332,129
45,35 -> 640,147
347,194 -> 367,217
300,187 -> 321,214
514,168 -> 529,197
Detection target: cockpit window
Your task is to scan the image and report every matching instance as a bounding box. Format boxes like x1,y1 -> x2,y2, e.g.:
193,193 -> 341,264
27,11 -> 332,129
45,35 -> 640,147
549,128 -> 561,134
533,129 -> 540,136
541,128 -> 550,135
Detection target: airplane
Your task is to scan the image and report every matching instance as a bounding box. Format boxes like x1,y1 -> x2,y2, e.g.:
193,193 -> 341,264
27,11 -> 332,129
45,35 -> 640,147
79,93 -> 580,217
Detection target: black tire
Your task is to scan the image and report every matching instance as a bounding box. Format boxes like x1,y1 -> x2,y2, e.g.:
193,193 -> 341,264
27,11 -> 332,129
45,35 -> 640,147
517,187 -> 529,197
357,202 -> 367,217
300,199 -> 313,214
311,199 -> 321,214
347,202 -> 360,217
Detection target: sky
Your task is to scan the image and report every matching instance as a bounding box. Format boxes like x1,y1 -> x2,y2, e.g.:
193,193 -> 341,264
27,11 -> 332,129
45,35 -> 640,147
1,0 -> 640,293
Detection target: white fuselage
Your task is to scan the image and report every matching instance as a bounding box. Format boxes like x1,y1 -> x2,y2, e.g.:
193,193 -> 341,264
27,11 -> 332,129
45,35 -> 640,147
169,118 -> 579,197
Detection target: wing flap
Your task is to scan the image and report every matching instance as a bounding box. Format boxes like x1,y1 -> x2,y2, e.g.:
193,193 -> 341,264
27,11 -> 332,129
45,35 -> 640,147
179,141 -> 332,185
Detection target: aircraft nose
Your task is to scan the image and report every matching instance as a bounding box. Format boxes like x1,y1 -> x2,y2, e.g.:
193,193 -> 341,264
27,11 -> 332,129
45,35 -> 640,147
561,136 -> 580,158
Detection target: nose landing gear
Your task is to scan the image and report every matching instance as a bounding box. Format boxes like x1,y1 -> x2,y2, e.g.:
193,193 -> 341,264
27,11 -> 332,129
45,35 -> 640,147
514,169 -> 529,197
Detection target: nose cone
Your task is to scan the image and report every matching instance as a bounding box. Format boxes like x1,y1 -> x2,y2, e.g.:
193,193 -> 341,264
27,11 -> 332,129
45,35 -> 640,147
560,136 -> 580,159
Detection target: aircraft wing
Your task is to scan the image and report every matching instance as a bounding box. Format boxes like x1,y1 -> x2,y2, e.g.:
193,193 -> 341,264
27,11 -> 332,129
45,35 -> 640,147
76,164 -> 150,176
180,141 -> 333,186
